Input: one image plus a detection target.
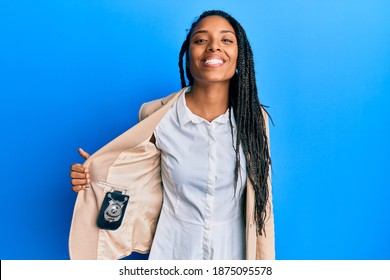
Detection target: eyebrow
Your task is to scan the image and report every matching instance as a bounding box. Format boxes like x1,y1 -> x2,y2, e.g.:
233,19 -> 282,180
191,29 -> 236,38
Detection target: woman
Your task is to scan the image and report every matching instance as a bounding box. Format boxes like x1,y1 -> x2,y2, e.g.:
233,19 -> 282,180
69,10 -> 274,260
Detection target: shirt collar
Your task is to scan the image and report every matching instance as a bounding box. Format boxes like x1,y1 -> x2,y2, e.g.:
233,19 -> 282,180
177,89 -> 236,128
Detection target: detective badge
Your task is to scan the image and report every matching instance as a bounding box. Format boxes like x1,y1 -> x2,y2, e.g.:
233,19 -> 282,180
97,190 -> 129,230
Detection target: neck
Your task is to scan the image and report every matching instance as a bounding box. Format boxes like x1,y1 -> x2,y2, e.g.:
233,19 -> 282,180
186,82 -> 230,122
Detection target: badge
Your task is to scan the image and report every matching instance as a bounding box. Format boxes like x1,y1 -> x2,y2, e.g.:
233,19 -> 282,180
97,190 -> 129,230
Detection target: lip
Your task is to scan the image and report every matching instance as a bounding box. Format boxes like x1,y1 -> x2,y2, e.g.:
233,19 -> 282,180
202,55 -> 226,68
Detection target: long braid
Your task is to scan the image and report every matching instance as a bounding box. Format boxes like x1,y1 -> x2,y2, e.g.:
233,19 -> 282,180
178,41 -> 188,88
178,10 -> 272,235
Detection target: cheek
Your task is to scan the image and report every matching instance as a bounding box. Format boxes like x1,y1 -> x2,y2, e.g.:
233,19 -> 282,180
188,47 -> 199,66
188,49 -> 202,76
230,47 -> 238,66
229,55 -> 238,73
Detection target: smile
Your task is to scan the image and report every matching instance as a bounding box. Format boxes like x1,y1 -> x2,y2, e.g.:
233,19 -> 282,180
203,57 -> 225,67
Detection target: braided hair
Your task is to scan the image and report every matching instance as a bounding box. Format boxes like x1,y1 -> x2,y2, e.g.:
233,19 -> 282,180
178,10 -> 272,236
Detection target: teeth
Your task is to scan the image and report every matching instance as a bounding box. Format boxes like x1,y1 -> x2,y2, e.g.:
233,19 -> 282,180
204,59 -> 223,65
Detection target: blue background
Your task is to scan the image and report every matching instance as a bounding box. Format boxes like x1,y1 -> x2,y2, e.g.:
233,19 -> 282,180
0,0 -> 389,260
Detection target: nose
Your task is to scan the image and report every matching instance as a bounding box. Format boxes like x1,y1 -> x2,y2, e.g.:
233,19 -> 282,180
207,38 -> 221,52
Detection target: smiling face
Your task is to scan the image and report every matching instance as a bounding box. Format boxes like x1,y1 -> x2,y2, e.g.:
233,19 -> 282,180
188,16 -> 238,87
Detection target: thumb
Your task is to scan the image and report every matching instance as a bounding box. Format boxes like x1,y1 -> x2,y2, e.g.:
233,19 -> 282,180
78,148 -> 90,160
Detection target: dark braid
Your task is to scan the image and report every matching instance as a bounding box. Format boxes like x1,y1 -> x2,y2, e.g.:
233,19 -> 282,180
178,10 -> 272,236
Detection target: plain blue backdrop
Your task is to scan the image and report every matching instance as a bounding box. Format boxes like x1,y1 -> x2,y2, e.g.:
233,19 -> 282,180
0,0 -> 389,260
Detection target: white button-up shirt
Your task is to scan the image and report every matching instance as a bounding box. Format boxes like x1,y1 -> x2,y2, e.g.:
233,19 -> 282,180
149,90 -> 247,260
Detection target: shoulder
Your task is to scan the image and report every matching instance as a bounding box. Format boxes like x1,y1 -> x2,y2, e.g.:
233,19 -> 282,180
138,88 -> 189,121
138,92 -> 178,121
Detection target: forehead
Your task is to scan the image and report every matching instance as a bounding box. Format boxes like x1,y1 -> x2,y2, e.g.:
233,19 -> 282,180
192,16 -> 235,33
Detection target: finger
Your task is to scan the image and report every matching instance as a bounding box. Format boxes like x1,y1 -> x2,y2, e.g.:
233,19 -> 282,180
70,171 -> 89,179
72,185 -> 84,192
72,184 -> 90,193
71,178 -> 90,186
78,148 -> 90,160
70,164 -> 89,173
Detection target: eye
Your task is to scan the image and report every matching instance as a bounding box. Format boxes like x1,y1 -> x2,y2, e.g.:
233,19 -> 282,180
194,38 -> 207,44
222,38 -> 234,43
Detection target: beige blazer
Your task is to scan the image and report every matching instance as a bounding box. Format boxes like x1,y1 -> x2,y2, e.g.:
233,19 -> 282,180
68,87 -> 275,260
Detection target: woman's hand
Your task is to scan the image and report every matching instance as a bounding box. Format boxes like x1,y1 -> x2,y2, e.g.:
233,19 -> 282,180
70,148 -> 91,192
